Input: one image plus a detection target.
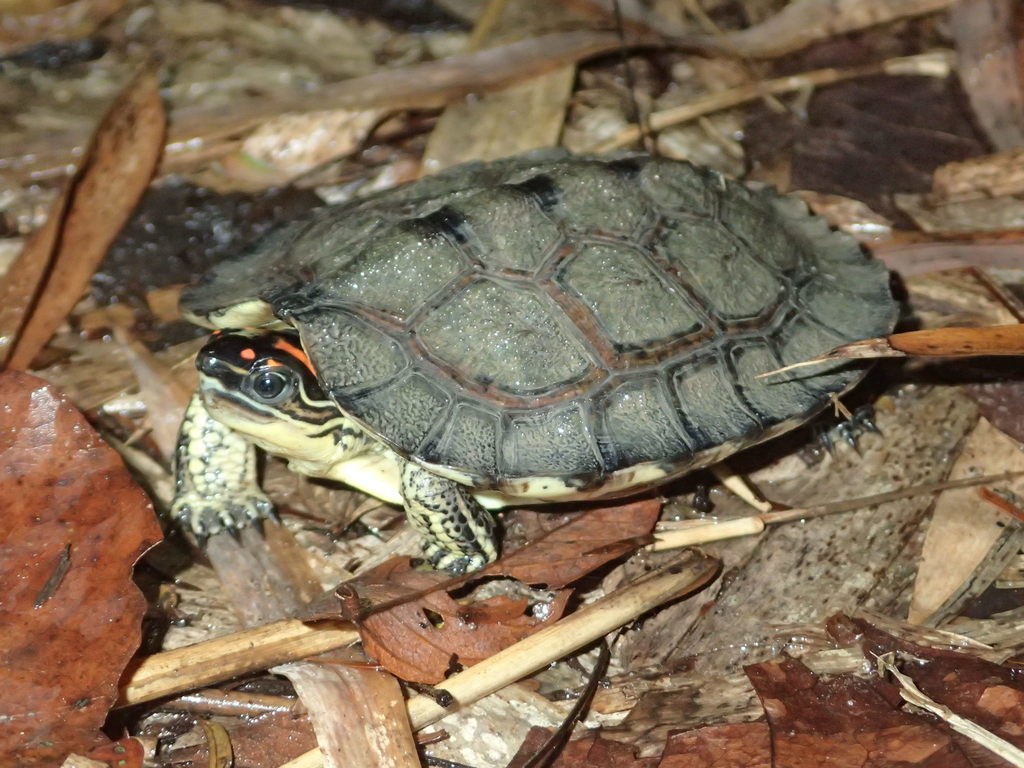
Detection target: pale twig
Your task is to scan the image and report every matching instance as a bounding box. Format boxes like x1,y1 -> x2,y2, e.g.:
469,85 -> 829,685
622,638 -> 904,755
276,552 -> 719,768
595,50 -> 954,152
118,620 -> 359,707
651,471 -> 1024,551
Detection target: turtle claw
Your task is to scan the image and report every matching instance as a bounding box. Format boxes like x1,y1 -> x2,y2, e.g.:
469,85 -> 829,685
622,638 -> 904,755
170,490 -> 273,541
851,404 -> 880,435
423,543 -> 490,576
806,405 -> 882,463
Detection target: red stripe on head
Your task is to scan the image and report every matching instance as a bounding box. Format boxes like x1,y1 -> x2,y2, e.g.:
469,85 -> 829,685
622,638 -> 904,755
272,336 -> 315,374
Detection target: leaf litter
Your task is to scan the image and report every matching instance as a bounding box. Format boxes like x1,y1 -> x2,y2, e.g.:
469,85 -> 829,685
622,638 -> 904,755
3,0 -> 1024,766
0,373 -> 161,766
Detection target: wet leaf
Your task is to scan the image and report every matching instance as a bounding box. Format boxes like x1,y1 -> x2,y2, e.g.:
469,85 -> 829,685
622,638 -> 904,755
85,737 -> 145,768
509,727 -> 655,768
549,733 -> 653,767
0,67 -> 165,370
0,372 -> 162,766
830,614 -> 1024,754
658,723 -> 771,768
745,655 -> 968,767
206,710 -> 316,768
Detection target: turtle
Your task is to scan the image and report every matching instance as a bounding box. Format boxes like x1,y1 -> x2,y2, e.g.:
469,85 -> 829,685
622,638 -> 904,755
171,152 -> 897,574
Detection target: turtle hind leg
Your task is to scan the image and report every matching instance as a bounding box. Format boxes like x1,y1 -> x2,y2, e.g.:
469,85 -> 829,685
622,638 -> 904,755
399,460 -> 497,575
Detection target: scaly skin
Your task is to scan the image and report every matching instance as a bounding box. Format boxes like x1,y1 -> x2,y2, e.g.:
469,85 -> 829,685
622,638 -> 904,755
400,459 -> 497,574
170,392 -> 272,539
170,331 -> 502,571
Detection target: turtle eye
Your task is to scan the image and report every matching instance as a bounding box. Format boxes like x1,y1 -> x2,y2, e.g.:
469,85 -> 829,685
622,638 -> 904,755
247,367 -> 295,404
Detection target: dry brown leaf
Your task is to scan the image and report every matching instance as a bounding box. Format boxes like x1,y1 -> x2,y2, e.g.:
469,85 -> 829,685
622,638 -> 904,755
967,379 -> 1024,444
909,418 -> 1024,624
0,0 -> 125,55
1,30 -> 635,182
337,500 -> 661,683
874,230 -> 1024,275
483,499 -> 662,588
1,67 -> 165,370
237,109 -> 383,180
952,0 -> 1024,151
932,150 -> 1024,203
725,0 -> 955,59
0,372 -> 162,766
422,0 -> 580,174
341,559 -> 572,684
0,178 -> 69,368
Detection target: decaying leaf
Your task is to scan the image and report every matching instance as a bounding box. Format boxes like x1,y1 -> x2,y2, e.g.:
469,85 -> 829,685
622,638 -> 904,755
518,731 -> 652,768
745,655 -> 966,766
483,499 -> 662,588
967,379 -> 1024,444
0,372 -> 162,766
658,724 -> 771,768
273,660 -> 419,768
726,0 -> 956,58
316,500 -> 662,682
0,0 -> 126,55
237,108 -> 384,181
951,0 -> 1024,151
909,418 -> 1024,624
0,67 -> 165,370
931,150 -> 1024,203
830,614 -> 1024,755
338,558 -> 571,684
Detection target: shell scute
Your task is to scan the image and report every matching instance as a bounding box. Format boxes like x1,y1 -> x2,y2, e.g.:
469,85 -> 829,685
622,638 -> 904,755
559,240 -> 702,350
505,403 -> 602,477
657,222 -> 785,322
544,160 -> 658,238
323,218 -> 468,320
350,372 -> 452,455
430,403 -> 501,478
670,352 -> 763,453
417,279 -> 594,396
598,376 -> 693,467
449,185 -> 563,273
298,309 -> 407,393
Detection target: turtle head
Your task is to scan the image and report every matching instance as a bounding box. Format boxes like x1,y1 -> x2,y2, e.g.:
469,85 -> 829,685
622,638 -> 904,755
195,330 -> 347,459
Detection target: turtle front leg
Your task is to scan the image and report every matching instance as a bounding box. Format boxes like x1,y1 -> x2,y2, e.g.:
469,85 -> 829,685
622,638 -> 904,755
170,392 -> 273,540
399,460 -> 498,575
